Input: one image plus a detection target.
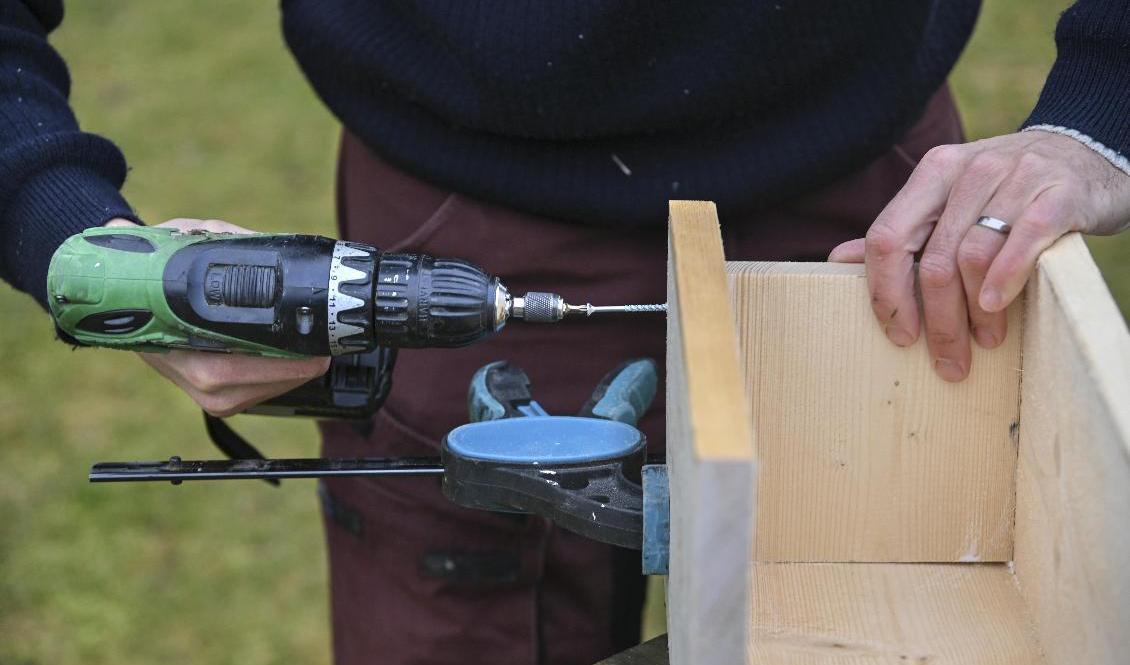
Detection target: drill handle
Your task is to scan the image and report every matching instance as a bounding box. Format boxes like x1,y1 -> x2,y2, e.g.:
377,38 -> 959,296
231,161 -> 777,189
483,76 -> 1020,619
48,227 -> 377,358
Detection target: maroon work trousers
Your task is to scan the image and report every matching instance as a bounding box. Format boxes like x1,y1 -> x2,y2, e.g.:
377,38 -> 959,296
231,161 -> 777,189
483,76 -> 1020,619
317,88 -> 963,665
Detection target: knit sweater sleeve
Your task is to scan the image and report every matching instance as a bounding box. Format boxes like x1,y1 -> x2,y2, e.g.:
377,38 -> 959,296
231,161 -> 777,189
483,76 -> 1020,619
0,0 -> 139,308
1022,0 -> 1130,175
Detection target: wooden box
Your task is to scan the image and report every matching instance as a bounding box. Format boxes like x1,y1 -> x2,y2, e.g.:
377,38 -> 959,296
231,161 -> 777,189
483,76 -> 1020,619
665,201 -> 1130,665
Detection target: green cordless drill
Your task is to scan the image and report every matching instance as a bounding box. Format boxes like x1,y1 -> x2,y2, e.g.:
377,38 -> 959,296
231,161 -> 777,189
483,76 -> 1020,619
47,226 -> 666,419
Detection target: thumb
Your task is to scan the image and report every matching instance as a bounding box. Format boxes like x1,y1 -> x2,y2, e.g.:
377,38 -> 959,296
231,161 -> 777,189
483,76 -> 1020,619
828,237 -> 866,263
157,218 -> 257,235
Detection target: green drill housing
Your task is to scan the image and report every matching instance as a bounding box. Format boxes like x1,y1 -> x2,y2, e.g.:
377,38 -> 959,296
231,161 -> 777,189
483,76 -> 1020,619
47,226 -> 347,358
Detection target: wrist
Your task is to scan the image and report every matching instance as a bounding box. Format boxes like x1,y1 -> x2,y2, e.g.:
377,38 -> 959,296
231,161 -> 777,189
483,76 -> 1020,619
1022,125 -> 1130,178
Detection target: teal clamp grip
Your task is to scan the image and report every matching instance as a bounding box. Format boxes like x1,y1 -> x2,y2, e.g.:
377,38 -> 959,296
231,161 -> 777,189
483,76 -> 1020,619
467,360 -> 548,423
468,361 -> 508,423
515,401 -> 549,418
588,359 -> 658,427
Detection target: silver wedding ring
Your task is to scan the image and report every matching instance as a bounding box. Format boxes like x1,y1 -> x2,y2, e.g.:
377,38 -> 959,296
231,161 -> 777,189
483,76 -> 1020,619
976,216 -> 1012,235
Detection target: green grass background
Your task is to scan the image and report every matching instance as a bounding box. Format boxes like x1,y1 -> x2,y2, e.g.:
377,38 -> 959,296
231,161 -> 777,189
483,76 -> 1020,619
1,1 -> 1125,663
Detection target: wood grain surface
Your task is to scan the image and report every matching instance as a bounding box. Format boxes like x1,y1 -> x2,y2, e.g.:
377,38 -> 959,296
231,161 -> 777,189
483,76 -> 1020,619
1013,233 -> 1130,665
727,261 -> 1022,562
750,563 -> 1045,664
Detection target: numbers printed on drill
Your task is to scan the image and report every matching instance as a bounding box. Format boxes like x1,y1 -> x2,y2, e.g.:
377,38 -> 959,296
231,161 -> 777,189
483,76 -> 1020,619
327,242 -> 369,355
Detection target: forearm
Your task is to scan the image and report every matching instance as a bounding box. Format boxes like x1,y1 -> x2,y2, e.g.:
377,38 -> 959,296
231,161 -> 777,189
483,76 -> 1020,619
0,0 -> 139,307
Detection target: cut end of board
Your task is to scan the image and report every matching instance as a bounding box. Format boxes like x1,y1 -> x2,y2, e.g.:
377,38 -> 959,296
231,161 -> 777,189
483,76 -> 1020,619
667,200 -> 754,463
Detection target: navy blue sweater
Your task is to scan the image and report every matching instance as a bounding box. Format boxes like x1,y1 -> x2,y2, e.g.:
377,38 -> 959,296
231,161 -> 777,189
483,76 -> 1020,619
2,1 -> 1128,306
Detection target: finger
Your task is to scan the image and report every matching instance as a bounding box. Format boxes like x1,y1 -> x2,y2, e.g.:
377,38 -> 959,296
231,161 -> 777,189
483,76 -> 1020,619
866,144 -> 967,346
156,218 -> 256,234
917,152 -> 1012,380
918,253 -> 971,382
139,352 -> 329,417
956,165 -> 1042,347
191,375 -> 319,418
828,238 -> 865,263
141,351 -> 329,393
155,218 -> 205,232
178,352 -> 329,392
138,351 -> 193,389
957,225 -> 1009,348
980,186 -> 1072,312
202,219 -> 256,234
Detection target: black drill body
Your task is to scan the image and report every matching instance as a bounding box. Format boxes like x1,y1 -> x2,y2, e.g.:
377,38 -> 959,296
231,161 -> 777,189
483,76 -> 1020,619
160,234 -> 508,418
164,235 -> 506,356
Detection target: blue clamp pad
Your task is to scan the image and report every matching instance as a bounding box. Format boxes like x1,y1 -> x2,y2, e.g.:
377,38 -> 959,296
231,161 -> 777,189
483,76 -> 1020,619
446,416 -> 643,464
588,359 -> 658,427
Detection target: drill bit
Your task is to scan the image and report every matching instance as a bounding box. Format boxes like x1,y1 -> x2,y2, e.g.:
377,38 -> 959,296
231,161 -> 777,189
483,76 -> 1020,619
565,303 -> 668,317
510,291 -> 666,323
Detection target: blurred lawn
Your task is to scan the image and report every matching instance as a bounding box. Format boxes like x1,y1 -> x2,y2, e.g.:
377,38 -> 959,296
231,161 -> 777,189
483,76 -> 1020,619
2,1 -> 1126,664
1,3 -> 338,664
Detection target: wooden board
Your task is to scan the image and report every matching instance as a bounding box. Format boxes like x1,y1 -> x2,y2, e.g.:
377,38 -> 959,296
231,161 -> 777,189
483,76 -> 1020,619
1012,233 -> 1130,665
727,262 -> 1022,562
749,563 -> 1046,664
666,201 -> 757,665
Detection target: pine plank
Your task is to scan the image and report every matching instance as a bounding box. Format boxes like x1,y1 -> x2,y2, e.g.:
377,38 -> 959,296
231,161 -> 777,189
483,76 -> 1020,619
750,563 -> 1046,664
727,261 -> 1022,562
666,201 -> 756,665
1012,233 -> 1130,665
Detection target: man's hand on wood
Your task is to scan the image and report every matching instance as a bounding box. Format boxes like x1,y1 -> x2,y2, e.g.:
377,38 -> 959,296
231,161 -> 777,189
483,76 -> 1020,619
829,131 -> 1130,382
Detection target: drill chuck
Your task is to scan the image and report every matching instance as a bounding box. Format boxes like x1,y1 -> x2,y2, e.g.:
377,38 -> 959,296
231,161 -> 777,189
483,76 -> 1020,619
511,292 -> 562,323
370,252 -> 508,349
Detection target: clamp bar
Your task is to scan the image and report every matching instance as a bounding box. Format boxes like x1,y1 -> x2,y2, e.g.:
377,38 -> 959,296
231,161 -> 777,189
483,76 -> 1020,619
90,454 -> 668,484
90,456 -> 444,483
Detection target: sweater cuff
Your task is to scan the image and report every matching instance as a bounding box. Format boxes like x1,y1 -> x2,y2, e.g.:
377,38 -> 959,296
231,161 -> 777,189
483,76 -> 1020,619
1022,125 -> 1130,177
3,164 -> 140,308
1022,10 -> 1130,162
